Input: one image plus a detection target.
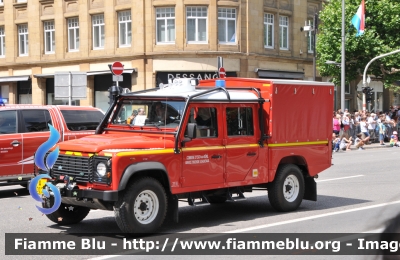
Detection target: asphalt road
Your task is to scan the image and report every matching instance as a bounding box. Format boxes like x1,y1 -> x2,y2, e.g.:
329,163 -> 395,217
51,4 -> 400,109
1,146 -> 400,260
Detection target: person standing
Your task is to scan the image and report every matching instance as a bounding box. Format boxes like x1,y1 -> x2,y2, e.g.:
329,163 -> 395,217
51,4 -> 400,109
333,114 -> 341,136
367,113 -> 377,143
378,116 -> 386,146
360,117 -> 370,144
342,112 -> 350,139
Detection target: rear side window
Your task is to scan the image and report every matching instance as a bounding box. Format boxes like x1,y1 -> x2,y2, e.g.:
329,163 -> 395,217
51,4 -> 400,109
0,110 -> 17,134
61,110 -> 104,131
21,110 -> 52,132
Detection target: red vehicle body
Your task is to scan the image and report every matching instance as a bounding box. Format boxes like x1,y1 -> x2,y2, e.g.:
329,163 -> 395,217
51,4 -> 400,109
40,78 -> 334,234
0,105 -> 104,186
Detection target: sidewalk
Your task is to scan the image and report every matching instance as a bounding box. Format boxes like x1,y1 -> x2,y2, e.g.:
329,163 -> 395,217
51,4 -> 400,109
349,142 -> 392,151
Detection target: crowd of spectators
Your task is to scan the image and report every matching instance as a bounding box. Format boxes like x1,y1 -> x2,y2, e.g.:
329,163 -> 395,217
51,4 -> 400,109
332,106 -> 400,151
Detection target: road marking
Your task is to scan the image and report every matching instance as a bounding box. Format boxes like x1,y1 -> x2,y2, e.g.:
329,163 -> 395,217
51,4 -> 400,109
316,175 -> 364,182
225,200 -> 400,233
0,195 -> 30,200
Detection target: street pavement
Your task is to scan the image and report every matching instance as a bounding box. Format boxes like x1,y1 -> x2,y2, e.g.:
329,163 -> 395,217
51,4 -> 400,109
1,146 -> 400,260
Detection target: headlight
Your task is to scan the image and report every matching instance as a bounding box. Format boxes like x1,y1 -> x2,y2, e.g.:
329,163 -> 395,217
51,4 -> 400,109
96,162 -> 107,177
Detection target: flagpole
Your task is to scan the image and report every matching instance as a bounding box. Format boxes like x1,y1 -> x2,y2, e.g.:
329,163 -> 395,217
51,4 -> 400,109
341,0 -> 345,112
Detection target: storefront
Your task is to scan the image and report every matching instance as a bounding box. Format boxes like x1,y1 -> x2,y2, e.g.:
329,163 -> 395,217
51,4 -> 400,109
255,68 -> 305,79
156,71 -> 237,87
34,68 -> 135,112
0,75 -> 31,104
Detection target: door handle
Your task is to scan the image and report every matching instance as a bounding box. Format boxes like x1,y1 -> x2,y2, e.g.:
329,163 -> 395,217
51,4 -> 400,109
211,154 -> 222,159
247,152 -> 256,157
11,140 -> 21,147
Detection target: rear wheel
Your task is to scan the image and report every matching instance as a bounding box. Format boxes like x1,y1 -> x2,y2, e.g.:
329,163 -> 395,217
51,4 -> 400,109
114,177 -> 167,233
268,164 -> 305,212
43,197 -> 90,225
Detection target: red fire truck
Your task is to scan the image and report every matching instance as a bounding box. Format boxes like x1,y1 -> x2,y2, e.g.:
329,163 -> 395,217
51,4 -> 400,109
40,77 -> 334,233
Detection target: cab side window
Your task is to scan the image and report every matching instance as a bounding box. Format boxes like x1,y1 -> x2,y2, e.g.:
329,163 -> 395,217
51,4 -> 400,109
0,110 -> 17,134
226,107 -> 254,136
187,107 -> 218,138
21,110 -> 52,132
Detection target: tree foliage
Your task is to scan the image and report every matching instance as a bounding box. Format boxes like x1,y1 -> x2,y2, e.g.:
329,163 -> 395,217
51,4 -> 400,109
317,0 -> 400,91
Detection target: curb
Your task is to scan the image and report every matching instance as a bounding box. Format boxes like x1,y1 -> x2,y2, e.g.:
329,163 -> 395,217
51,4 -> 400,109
349,143 -> 391,151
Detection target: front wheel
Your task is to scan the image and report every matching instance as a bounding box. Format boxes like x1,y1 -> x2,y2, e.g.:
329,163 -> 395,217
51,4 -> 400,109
268,164 -> 305,212
43,197 -> 90,225
114,177 -> 167,233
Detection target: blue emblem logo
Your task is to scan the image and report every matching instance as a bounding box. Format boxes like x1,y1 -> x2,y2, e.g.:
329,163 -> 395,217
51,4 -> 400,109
29,124 -> 62,214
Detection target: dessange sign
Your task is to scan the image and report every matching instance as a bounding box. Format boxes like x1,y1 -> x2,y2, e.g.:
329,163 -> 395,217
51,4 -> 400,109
156,71 -> 237,85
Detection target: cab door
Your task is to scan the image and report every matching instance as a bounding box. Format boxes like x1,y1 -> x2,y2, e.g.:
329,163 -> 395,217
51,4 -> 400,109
20,109 -> 52,175
0,110 -> 23,177
181,104 -> 225,187
224,104 -> 259,182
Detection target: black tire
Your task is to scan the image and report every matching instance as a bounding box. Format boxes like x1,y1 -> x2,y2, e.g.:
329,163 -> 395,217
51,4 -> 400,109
114,177 -> 167,233
207,195 -> 227,204
268,164 -> 305,212
43,197 -> 90,225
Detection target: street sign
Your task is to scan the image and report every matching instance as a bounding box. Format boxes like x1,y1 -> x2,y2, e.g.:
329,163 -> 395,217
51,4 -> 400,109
219,67 -> 226,78
113,75 -> 123,82
111,62 -> 124,75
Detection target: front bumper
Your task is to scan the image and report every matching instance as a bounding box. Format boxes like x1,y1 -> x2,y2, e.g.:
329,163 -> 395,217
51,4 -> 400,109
58,183 -> 118,202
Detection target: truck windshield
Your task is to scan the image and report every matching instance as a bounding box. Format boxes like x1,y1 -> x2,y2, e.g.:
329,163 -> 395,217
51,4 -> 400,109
110,99 -> 185,129
60,110 -> 104,131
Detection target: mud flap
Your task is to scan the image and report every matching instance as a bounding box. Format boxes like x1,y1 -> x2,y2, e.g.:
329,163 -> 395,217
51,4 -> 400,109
168,194 -> 179,223
303,177 -> 317,201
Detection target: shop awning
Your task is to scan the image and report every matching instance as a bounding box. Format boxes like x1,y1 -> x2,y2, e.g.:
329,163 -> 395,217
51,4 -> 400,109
34,68 -> 137,78
0,75 -> 30,82
255,68 -> 304,79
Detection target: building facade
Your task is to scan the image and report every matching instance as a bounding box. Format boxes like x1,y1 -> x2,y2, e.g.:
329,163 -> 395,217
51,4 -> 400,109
0,0 -> 323,112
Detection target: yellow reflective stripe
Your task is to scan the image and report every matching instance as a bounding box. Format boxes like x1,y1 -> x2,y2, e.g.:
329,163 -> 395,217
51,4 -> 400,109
262,84 -> 271,87
117,149 -> 175,157
268,141 -> 328,147
226,144 -> 258,149
64,151 -> 82,156
88,153 -> 94,157
181,146 -> 224,152
103,153 -> 113,157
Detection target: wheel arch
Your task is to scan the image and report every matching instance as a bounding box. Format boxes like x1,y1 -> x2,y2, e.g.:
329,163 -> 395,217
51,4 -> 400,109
272,156 -> 316,202
118,162 -> 171,194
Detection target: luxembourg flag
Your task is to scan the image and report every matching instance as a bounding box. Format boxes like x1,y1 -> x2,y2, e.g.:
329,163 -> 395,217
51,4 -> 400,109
351,0 -> 365,36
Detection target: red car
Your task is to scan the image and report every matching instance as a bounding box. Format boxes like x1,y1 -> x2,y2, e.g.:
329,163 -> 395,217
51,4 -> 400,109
0,105 -> 104,187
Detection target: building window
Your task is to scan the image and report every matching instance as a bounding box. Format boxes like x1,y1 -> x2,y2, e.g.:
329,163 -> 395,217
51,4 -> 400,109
218,8 -> 236,44
279,16 -> 289,50
118,11 -> 131,47
18,24 -> 28,56
0,26 -> 4,57
307,19 -> 314,53
0,0 -> 3,5
44,21 -> 55,54
186,6 -> 207,43
264,13 -> 274,48
68,17 -> 79,52
92,14 -> 104,49
156,7 -> 175,44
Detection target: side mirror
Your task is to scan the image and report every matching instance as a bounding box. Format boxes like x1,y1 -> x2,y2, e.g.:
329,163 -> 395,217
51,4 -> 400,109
187,123 -> 197,139
182,123 -> 197,147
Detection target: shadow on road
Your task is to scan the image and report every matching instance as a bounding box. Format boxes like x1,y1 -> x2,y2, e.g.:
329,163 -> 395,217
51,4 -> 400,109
0,186 -> 30,199
44,194 -> 370,234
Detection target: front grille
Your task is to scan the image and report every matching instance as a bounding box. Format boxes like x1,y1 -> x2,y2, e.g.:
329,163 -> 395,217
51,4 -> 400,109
51,154 -> 93,182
